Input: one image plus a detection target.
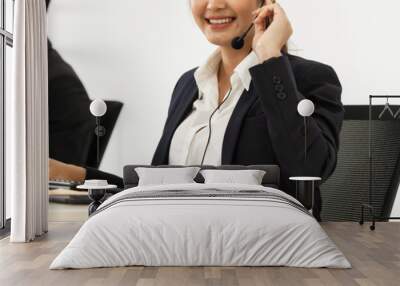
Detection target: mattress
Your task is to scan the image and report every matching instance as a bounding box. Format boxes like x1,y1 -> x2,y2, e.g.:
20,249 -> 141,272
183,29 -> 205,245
50,183 -> 351,269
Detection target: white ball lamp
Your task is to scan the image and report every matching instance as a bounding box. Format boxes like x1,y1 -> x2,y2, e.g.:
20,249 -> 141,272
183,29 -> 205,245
90,99 -> 107,117
89,99 -> 107,166
297,99 -> 315,162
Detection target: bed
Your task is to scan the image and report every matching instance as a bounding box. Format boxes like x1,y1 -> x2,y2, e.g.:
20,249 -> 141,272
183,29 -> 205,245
49,165 -> 351,269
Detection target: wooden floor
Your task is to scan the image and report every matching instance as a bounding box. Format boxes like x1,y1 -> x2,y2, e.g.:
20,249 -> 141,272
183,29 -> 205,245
0,203 -> 399,286
48,201 -> 88,222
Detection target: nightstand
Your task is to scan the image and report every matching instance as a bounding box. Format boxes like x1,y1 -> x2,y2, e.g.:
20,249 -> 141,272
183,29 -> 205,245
289,176 -> 321,215
77,180 -> 117,216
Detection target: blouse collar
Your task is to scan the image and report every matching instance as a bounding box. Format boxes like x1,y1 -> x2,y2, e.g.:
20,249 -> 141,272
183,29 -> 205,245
194,48 -> 261,97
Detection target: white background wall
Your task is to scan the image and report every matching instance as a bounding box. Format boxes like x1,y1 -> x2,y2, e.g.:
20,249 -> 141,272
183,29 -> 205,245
47,0 -> 400,216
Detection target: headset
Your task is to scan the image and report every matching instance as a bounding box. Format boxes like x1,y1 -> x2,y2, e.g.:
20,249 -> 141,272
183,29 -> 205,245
200,87 -> 233,165
231,0 -> 273,50
200,0 -> 274,165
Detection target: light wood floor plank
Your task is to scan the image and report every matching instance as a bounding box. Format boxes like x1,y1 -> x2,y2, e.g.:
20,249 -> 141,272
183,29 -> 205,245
1,221 -> 399,286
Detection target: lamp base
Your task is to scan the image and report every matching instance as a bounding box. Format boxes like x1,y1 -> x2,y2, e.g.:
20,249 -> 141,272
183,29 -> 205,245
289,177 -> 321,213
87,189 -> 106,216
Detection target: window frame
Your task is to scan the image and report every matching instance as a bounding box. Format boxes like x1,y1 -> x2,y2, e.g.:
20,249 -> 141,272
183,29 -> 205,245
0,0 -> 13,234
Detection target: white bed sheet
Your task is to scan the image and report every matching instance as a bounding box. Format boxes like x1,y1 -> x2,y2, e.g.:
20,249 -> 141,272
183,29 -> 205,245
50,183 -> 351,269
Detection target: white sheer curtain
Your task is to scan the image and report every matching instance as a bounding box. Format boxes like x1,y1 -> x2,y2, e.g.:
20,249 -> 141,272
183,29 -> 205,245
8,0 -> 48,242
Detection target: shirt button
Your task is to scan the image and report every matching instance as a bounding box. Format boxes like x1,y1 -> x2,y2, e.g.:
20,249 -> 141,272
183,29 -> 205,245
274,84 -> 284,92
273,75 -> 282,84
276,92 -> 287,100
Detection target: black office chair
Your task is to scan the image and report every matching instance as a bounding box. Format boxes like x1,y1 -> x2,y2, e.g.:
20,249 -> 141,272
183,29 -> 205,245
320,105 -> 400,221
50,100 -> 123,168
86,100 -> 123,168
49,100 -> 123,204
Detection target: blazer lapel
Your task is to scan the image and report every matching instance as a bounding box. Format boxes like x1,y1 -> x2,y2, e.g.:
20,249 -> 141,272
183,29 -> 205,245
222,84 -> 257,164
168,86 -> 198,139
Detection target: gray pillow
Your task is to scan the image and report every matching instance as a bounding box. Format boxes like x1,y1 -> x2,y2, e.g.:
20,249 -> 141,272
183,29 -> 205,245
135,167 -> 201,186
200,169 -> 266,185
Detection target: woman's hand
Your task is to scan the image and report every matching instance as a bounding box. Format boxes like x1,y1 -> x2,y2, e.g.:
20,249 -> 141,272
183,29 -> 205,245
49,158 -> 86,182
252,0 -> 293,62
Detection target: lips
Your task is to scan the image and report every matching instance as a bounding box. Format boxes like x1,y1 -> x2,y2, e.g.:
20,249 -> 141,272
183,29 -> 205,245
205,17 -> 236,29
206,17 -> 235,24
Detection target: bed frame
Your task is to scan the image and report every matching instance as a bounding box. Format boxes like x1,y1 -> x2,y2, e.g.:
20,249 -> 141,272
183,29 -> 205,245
88,165 -> 281,215
123,165 -> 281,189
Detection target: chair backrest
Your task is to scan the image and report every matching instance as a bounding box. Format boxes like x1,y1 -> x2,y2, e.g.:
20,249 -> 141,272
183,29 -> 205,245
123,164 -> 280,190
320,105 -> 400,221
86,100 -> 123,168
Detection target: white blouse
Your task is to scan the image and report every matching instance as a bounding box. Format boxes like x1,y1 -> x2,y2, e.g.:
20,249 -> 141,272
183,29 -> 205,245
168,48 -> 261,166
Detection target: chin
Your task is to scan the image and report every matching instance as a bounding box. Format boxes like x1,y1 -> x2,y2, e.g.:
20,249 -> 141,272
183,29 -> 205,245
201,24 -> 244,48
204,34 -> 233,48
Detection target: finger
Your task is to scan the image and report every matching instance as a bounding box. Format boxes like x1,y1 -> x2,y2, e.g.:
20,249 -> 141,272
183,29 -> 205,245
256,4 -> 275,16
254,17 -> 266,35
253,5 -> 274,24
264,0 -> 277,6
268,3 -> 286,17
252,0 -> 273,15
253,11 -> 271,35
252,8 -> 261,16
257,2 -> 285,17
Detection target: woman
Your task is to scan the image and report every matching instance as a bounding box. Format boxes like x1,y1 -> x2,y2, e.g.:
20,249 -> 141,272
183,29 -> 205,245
50,0 -> 344,221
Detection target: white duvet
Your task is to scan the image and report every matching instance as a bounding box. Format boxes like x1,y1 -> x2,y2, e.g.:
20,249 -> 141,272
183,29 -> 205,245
50,183 -> 351,269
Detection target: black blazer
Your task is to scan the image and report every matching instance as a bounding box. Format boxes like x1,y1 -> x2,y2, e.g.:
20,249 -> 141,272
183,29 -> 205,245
151,51 -> 345,220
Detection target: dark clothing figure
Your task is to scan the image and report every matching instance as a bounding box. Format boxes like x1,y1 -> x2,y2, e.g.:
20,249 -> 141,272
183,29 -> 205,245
48,40 -> 96,167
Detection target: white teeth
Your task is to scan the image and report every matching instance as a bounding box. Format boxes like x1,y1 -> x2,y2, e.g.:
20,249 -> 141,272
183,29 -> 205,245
208,18 -> 233,24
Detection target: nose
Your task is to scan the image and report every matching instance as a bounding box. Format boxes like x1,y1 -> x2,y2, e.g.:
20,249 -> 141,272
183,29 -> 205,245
206,0 -> 227,10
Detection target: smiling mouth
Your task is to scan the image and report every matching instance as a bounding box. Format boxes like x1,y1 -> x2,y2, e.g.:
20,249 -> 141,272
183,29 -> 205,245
205,17 -> 236,25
